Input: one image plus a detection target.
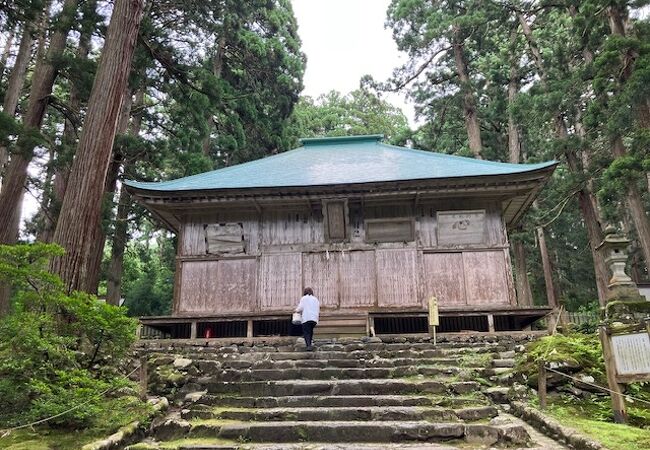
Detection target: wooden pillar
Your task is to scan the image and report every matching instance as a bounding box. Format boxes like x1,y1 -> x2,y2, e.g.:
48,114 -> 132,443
190,321 -> 197,339
538,360 -> 547,409
247,319 -> 253,338
139,356 -> 148,400
487,314 -> 495,333
599,326 -> 628,423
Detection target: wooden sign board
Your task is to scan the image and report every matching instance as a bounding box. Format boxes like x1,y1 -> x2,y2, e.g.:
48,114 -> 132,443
437,210 -> 486,245
428,296 -> 439,327
205,223 -> 245,254
611,332 -> 650,377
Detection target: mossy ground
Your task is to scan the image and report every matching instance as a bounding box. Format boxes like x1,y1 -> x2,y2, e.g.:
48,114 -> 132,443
0,396 -> 153,450
538,396 -> 650,450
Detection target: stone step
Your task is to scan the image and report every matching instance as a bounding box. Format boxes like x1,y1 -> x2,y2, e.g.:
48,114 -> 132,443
128,440 -> 470,450
182,405 -> 499,422
185,420 -> 529,446
139,339 -> 505,354
196,394 -> 488,409
202,356 -> 481,370
202,378 -> 481,397
153,348 -> 496,364
492,358 -> 515,368
195,365 -> 475,382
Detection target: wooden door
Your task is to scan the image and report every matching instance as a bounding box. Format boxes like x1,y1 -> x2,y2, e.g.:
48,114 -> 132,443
376,248 -> 419,307
302,252 -> 339,308
258,253 -> 303,310
339,250 -> 376,308
463,251 -> 510,305
422,253 -> 467,306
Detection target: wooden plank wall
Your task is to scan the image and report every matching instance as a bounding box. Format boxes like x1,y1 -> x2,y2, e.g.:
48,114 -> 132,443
175,198 -> 514,314
376,249 -> 420,307
261,210 -> 323,247
339,251 -> 376,308
462,251 -> 510,305
258,253 -> 302,310
303,252 -> 339,308
421,250 -> 510,307
422,253 -> 466,306
178,259 -> 256,314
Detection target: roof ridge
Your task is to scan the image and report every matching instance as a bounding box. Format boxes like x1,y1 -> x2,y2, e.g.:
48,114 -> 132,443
301,134 -> 384,146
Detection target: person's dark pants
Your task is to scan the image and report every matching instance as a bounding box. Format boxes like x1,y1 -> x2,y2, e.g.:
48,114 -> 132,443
302,320 -> 317,348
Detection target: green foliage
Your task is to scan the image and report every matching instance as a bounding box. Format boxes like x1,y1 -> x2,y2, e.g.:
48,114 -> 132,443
516,333 -> 605,381
287,89 -> 412,146
0,243 -> 138,429
0,396 -> 153,449
121,234 -> 175,317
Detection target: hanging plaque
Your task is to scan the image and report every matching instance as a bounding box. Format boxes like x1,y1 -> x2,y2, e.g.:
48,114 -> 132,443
437,210 -> 486,245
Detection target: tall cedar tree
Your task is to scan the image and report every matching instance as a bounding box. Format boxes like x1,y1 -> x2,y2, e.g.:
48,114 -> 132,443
49,0 -> 145,293
0,0 -> 77,246
386,0 -> 491,158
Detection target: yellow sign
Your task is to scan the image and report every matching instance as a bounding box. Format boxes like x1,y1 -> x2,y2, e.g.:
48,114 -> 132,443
428,296 -> 439,327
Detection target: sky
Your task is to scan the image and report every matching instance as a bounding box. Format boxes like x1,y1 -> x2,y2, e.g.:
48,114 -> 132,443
290,0 -> 415,124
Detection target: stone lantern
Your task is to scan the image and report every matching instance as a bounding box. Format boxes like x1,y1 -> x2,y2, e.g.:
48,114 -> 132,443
596,225 -> 644,304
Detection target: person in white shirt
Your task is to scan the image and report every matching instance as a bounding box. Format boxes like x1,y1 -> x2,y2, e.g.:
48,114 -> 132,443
295,287 -> 320,351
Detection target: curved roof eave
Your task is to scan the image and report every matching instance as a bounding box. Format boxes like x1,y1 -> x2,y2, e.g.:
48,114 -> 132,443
124,134 -> 557,194
125,161 -> 558,199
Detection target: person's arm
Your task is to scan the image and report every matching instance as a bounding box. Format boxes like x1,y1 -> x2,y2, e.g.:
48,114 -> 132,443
295,298 -> 304,313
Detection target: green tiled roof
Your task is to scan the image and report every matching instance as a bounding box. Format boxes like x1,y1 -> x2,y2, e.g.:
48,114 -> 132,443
125,135 -> 556,192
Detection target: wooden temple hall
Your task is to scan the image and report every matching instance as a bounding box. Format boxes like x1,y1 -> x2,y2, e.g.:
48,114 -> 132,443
126,134 -> 557,339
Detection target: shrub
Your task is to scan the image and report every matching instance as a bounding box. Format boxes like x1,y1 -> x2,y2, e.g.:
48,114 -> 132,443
0,243 -> 138,429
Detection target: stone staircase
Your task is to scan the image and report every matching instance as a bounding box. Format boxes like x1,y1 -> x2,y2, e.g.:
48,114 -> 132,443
128,335 -> 564,450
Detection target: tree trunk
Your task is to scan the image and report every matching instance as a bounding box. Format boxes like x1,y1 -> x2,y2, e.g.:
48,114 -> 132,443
49,0 -> 145,294
606,6 -> 626,37
451,26 -> 482,158
0,19 -> 39,184
0,0 -> 78,245
507,70 -> 520,164
517,13 -> 546,81
40,2 -> 96,242
106,184 -> 130,305
201,35 -> 226,156
106,87 -> 144,305
513,239 -> 533,306
0,27 -> 14,80
536,225 -> 558,309
85,87 -> 134,294
506,36 -> 534,307
556,119 -> 610,304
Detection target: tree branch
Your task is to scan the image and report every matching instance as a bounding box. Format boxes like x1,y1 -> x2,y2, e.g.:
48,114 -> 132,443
391,45 -> 452,92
